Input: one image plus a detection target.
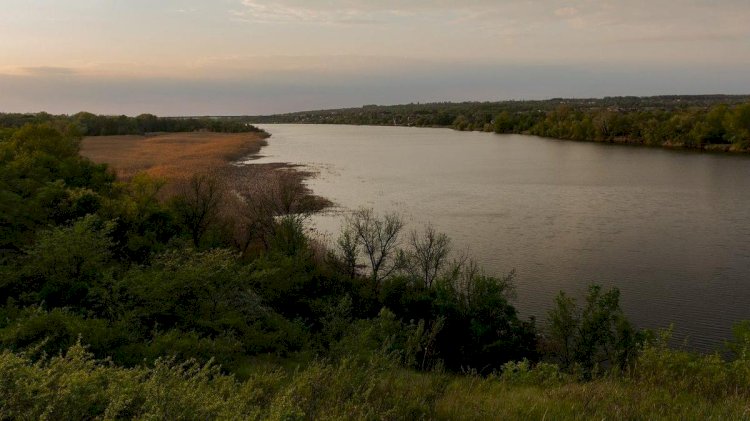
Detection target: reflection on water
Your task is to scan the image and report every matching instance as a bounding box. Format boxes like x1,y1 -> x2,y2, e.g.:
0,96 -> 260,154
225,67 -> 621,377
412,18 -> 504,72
250,124 -> 750,350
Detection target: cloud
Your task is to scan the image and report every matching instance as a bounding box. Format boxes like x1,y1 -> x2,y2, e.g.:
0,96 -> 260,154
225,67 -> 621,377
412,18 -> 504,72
232,0 -> 384,24
554,7 -> 578,18
613,32 -> 745,44
228,0 -> 750,46
21,66 -> 78,76
230,0 -> 527,25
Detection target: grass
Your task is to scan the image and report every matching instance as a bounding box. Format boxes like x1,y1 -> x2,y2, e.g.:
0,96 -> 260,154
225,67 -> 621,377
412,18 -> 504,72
79,131 -> 330,225
80,132 -> 268,182
4,343 -> 750,420
435,377 -> 750,420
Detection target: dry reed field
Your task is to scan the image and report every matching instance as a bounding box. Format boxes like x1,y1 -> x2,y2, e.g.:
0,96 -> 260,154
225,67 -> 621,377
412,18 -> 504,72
80,131 -> 329,234
80,132 -> 268,182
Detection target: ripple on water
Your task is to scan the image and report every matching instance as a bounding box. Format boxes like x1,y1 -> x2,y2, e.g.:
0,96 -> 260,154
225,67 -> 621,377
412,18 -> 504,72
256,124 -> 750,352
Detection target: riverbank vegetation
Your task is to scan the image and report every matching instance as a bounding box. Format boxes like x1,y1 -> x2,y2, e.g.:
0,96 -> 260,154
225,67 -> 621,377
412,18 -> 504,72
80,132 -> 268,181
2,122 -> 750,419
0,112 -> 263,136
248,95 -> 750,152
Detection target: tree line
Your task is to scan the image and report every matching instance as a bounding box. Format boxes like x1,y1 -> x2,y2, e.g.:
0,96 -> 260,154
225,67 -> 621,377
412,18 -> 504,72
247,95 -> 750,152
0,112 -> 264,137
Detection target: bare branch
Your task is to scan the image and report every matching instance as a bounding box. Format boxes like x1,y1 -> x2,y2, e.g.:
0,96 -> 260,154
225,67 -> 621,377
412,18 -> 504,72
408,224 -> 451,288
346,208 -> 404,287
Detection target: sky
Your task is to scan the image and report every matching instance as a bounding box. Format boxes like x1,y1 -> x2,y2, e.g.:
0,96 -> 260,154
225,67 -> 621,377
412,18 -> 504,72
1,0 -> 749,115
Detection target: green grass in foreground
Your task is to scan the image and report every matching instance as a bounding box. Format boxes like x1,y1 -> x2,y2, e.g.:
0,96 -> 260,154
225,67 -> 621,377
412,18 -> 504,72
3,342 -> 750,420
439,378 -> 749,420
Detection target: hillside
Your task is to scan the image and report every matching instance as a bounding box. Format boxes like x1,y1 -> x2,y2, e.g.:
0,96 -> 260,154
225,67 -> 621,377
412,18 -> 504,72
1,120 -> 750,419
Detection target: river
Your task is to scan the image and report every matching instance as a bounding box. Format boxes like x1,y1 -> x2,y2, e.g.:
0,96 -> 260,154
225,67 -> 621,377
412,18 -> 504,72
248,124 -> 750,350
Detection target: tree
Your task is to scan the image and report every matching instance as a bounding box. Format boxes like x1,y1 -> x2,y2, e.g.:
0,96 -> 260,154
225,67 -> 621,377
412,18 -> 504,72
345,208 -> 405,288
14,215 -> 114,309
725,103 -> 750,148
726,320 -> 750,360
429,265 -> 536,371
0,124 -> 113,254
452,115 -> 471,131
335,226 -> 359,278
407,224 -> 450,288
593,111 -> 616,140
268,215 -> 308,257
238,170 -> 311,251
547,292 -> 577,368
9,123 -> 79,159
547,284 -> 642,378
170,174 -> 225,248
97,173 -> 179,262
492,111 -> 513,133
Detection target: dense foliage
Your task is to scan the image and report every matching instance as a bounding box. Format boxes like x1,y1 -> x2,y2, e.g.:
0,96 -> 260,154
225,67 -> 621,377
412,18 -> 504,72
248,95 -> 750,152
4,338 -> 750,420
1,123 -> 749,419
0,123 -> 544,374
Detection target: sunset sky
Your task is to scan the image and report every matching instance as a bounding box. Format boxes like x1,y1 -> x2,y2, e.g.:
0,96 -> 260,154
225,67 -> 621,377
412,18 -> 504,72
2,0 -> 749,115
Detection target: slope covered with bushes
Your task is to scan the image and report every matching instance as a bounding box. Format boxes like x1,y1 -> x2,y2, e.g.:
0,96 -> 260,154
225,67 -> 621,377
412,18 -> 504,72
1,123 -> 749,419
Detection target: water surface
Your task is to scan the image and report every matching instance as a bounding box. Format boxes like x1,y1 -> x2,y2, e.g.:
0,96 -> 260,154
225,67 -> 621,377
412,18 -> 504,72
250,124 -> 750,350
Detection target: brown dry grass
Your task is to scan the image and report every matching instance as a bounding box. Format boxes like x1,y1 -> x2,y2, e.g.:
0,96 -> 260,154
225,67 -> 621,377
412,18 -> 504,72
80,132 -> 268,183
80,131 -> 330,240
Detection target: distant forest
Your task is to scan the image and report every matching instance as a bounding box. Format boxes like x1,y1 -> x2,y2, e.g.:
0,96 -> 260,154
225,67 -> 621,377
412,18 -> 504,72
6,95 -> 749,152
0,112 -> 264,137
247,95 -> 750,152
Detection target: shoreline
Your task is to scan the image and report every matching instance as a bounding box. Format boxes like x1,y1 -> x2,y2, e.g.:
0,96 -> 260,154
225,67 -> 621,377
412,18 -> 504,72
523,132 -> 750,155
256,122 -> 750,155
80,131 -> 272,183
80,130 -> 331,211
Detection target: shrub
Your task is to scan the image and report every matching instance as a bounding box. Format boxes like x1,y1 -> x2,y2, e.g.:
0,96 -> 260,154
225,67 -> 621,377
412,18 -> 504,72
546,284 -> 644,378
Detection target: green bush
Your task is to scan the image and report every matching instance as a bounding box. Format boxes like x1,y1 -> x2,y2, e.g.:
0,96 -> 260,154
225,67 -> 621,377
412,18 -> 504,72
0,344 -> 448,420
0,307 -> 134,359
633,329 -> 750,401
546,284 -> 645,378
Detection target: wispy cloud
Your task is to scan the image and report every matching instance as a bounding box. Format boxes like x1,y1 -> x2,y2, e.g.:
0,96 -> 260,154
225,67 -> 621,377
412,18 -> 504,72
230,0 -> 523,25
228,0 -> 750,43
232,0 -> 384,24
554,7 -> 579,18
22,66 -> 78,76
